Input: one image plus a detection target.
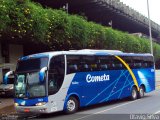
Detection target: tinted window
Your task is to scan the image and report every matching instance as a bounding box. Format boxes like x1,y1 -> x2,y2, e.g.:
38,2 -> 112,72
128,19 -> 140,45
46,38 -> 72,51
66,54 -> 154,73
122,56 -> 154,69
67,55 -> 127,74
82,56 -> 97,71
48,55 -> 65,95
67,55 -> 99,73
67,55 -> 80,74
98,56 -> 111,70
16,57 -> 48,72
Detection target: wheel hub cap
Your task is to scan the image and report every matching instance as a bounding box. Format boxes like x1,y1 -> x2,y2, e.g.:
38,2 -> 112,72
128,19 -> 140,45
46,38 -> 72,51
67,100 -> 75,111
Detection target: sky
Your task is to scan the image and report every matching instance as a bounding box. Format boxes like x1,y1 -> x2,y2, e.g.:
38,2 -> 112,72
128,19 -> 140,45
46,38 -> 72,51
120,0 -> 160,25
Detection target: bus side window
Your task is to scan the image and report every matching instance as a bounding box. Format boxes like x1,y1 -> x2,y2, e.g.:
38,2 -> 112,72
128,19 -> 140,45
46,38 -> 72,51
142,56 -> 154,68
83,64 -> 89,71
129,63 -> 134,69
67,55 -> 80,74
91,64 -> 97,71
134,62 -> 142,69
110,56 -> 123,70
115,63 -> 123,69
111,63 -> 115,69
139,63 -> 142,68
82,56 -> 96,72
68,64 -> 78,73
100,64 -> 108,70
143,62 -> 148,68
98,56 -> 110,70
147,61 -> 153,68
132,56 -> 143,69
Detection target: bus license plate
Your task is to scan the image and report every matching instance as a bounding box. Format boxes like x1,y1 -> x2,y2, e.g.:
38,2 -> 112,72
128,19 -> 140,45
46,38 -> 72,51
24,108 -> 30,112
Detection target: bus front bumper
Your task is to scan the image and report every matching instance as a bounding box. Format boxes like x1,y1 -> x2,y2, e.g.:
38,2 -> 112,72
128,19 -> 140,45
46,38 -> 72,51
15,105 -> 51,113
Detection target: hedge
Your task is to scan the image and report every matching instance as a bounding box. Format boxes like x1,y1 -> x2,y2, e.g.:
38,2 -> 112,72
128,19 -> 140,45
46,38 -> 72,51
0,0 -> 160,60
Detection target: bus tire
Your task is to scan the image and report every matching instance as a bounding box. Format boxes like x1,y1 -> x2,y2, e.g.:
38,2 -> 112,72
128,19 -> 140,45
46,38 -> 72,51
130,86 -> 138,100
65,96 -> 78,114
138,86 -> 145,98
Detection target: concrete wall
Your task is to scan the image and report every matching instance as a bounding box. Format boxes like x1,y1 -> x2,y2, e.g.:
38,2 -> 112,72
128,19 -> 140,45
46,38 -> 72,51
0,43 -> 2,83
0,44 -> 23,83
9,44 -> 23,67
0,43 -> 4,63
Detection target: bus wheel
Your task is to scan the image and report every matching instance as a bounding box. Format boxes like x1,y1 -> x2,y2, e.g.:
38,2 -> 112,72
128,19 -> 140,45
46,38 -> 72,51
65,96 -> 78,114
130,87 -> 138,100
138,86 -> 145,98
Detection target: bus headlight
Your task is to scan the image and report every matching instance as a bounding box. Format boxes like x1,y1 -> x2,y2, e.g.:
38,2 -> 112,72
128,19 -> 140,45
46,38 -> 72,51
14,103 -> 19,106
36,102 -> 46,106
9,86 -> 14,89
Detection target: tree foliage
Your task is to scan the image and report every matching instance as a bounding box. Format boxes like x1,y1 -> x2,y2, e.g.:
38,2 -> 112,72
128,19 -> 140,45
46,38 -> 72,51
0,0 -> 160,60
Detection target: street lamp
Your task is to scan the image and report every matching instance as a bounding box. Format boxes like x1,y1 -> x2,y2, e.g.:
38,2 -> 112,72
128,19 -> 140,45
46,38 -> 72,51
147,0 -> 153,55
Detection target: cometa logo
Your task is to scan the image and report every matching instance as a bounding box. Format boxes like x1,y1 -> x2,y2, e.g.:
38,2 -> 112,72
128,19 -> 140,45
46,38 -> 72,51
86,74 -> 110,83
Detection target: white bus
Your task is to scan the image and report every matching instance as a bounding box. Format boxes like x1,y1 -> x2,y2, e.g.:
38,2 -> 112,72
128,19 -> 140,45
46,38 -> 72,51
4,49 -> 155,114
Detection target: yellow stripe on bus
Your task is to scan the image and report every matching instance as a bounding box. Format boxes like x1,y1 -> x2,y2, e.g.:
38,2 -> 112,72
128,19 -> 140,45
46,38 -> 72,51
115,56 -> 139,91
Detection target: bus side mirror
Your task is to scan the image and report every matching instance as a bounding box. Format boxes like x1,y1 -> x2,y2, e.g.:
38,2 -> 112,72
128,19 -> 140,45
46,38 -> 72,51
3,71 -> 14,85
39,67 -> 47,83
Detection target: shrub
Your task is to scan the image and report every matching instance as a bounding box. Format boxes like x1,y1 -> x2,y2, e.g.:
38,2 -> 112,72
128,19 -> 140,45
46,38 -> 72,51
0,0 -> 160,60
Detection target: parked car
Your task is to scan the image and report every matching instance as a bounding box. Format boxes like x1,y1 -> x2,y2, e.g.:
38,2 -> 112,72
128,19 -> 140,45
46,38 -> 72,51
0,77 -> 14,97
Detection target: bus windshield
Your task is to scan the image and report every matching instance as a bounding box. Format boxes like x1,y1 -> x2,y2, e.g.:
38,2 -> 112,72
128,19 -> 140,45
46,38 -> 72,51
15,57 -> 48,98
15,72 -> 46,98
16,57 -> 48,72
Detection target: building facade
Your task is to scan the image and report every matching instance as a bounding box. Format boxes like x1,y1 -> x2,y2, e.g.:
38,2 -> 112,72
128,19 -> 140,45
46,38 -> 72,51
0,43 -> 23,83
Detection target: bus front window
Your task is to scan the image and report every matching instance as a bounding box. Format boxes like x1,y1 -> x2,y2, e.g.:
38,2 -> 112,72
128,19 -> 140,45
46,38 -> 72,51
15,72 -> 46,98
27,72 -> 46,98
15,74 -> 26,98
15,57 -> 48,98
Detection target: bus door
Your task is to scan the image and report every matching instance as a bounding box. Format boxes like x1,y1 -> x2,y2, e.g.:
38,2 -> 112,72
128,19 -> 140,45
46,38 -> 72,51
48,55 -> 65,95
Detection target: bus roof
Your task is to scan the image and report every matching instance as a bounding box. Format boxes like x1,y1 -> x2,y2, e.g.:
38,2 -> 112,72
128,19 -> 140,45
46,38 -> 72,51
66,49 -> 152,56
19,49 -> 153,60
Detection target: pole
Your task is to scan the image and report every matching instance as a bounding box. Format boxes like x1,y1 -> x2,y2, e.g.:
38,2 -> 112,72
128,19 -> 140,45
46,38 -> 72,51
66,3 -> 68,14
147,0 -> 153,55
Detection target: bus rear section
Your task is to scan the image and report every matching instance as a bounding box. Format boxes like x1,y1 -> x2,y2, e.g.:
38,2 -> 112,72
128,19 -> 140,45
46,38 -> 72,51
64,54 -> 155,112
